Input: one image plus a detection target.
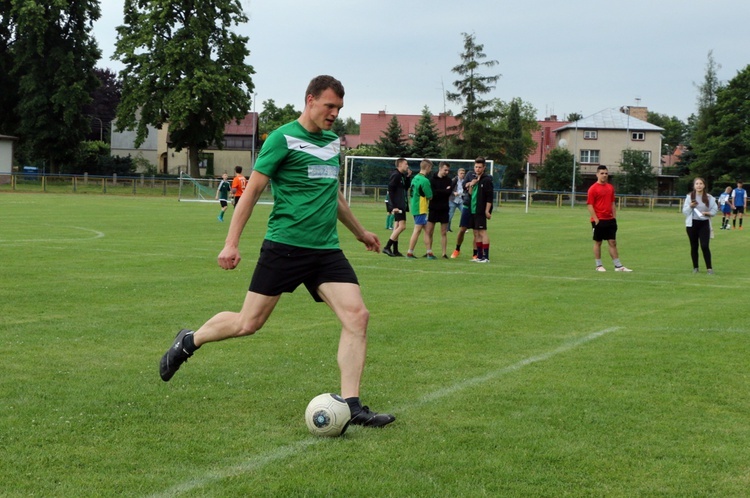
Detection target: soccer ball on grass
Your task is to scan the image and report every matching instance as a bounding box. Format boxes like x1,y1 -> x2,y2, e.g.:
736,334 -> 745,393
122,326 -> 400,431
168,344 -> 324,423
305,393 -> 351,437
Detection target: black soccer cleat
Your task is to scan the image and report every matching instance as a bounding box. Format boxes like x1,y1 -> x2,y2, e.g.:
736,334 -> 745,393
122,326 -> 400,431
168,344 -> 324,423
349,406 -> 396,428
159,329 -> 194,382
382,247 -> 395,257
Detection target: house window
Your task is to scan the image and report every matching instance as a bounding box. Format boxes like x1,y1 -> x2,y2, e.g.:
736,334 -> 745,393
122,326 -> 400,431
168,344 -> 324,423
631,132 -> 645,141
580,150 -> 600,164
624,150 -> 652,163
583,130 -> 598,140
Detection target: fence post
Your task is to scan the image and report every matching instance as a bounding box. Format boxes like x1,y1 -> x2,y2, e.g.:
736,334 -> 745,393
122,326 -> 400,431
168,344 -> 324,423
73,175 -> 77,192
162,179 -> 167,196
102,178 -> 107,193
132,179 -> 137,195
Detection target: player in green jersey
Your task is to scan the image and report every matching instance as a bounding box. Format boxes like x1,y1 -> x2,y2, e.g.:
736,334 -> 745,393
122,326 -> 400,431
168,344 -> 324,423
160,75 -> 395,428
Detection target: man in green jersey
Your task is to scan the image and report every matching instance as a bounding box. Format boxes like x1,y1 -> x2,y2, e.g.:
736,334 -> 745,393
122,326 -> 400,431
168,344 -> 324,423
405,159 -> 434,258
160,75 -> 395,428
215,172 -> 231,221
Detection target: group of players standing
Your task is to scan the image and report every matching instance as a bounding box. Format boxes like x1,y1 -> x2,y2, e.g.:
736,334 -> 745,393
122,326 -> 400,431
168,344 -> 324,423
382,157 -> 494,262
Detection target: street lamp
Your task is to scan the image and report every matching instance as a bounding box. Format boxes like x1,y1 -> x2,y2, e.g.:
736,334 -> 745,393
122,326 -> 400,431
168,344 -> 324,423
90,116 -> 104,141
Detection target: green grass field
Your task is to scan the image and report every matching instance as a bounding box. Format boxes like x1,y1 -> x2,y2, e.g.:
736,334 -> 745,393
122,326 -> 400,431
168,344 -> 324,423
1,193 -> 749,497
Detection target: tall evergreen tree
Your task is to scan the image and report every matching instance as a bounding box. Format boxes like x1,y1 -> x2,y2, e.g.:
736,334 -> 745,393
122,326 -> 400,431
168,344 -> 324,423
446,32 -> 501,159
685,50 -> 723,182
11,0 -> 101,171
410,106 -> 441,158
502,100 -> 526,188
114,0 -> 255,176
375,115 -> 408,157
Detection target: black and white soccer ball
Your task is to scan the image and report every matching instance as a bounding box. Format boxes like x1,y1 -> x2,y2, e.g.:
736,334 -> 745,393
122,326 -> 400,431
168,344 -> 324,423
305,393 -> 351,437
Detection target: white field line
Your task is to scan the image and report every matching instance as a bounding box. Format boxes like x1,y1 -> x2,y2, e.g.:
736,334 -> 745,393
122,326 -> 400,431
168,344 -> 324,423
148,326 -> 619,497
0,226 -> 104,244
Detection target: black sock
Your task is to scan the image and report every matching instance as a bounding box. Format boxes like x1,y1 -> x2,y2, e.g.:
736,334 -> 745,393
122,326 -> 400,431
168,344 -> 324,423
345,396 -> 362,415
394,241 -> 399,253
385,239 -> 393,250
184,332 -> 199,353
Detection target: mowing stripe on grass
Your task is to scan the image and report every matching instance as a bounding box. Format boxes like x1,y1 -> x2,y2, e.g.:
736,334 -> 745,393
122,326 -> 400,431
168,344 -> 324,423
149,326 -> 618,497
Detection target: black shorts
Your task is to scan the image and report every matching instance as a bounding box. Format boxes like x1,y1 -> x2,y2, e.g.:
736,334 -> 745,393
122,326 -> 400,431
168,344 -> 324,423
733,206 -> 745,214
459,206 -> 472,228
592,218 -> 617,241
219,199 -> 228,208
394,211 -> 407,222
428,209 -> 449,224
468,213 -> 488,230
249,240 -> 359,302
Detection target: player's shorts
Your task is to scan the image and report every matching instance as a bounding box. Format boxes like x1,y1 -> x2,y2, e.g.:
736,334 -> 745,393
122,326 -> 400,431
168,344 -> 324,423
459,206 -> 472,228
591,218 -> 617,241
721,204 -> 731,214
468,213 -> 488,230
733,206 -> 745,214
394,211 -> 407,222
428,209 -> 449,224
249,240 -> 359,302
413,214 -> 427,226
233,195 -> 241,207
219,199 -> 228,208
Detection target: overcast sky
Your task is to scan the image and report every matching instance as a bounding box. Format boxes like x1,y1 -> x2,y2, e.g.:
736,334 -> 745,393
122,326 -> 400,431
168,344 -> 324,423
94,0 -> 750,124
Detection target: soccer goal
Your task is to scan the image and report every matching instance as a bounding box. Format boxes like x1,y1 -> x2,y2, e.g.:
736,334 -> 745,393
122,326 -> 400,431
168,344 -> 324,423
342,156 -> 495,204
178,172 -> 222,203
178,172 -> 274,205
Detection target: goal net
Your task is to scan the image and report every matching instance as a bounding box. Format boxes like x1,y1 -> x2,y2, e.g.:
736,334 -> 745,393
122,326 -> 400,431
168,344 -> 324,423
178,172 -> 273,204
342,156 -> 499,203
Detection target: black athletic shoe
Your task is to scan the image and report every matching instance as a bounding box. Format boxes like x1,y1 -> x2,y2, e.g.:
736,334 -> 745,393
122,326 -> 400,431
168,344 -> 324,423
349,406 -> 396,428
159,329 -> 194,381
393,251 -> 405,257
383,247 -> 395,257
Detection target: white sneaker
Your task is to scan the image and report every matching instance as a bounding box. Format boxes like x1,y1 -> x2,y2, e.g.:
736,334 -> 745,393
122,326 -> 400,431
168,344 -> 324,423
614,266 -> 633,272
595,266 -> 606,272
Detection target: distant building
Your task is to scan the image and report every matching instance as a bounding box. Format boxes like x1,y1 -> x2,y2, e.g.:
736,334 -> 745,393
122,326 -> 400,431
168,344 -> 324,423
357,111 -> 461,147
111,113 -> 259,176
0,134 -> 18,184
554,107 -> 667,191
529,115 -> 571,167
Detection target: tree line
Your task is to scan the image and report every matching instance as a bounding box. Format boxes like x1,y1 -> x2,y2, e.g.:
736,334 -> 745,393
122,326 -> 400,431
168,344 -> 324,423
1,3 -> 748,193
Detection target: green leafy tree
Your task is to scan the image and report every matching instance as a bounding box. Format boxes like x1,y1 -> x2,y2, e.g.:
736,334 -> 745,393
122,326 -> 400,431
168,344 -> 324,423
375,115 -> 408,157
538,147 -> 579,191
0,2 -> 18,136
332,116 -> 360,138
618,149 -> 656,194
446,32 -> 501,159
647,112 -> 687,154
114,0 -> 254,177
11,0 -> 101,172
410,106 -> 441,158
566,112 -> 583,122
82,68 -> 122,143
692,64 -> 750,183
258,99 -> 300,139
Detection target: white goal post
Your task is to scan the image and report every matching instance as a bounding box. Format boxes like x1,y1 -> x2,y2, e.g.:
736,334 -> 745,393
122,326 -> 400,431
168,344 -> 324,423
342,156 -> 494,204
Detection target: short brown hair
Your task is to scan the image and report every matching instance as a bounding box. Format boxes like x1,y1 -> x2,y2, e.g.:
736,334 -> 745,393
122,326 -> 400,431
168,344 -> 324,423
305,75 -> 345,100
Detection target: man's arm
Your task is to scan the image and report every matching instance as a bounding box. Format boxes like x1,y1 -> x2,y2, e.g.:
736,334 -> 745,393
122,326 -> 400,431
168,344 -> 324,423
337,191 -> 380,252
587,203 -> 598,223
217,171 -> 270,270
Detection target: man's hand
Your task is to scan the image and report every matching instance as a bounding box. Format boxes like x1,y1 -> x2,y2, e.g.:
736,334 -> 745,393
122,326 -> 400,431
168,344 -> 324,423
218,245 -> 241,270
357,230 -> 381,253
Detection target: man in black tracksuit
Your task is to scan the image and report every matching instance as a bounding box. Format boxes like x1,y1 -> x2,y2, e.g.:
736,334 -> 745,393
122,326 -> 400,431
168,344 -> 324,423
383,158 -> 412,256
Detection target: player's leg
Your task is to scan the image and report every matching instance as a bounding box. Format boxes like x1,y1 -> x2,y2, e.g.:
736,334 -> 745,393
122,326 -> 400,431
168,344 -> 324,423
160,291 -> 281,381
316,281 -> 395,427
424,221 -> 436,256
439,222 -> 449,257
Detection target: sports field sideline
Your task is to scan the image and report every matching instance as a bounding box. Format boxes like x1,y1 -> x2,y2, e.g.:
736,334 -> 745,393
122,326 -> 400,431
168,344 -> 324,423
1,193 -> 748,496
